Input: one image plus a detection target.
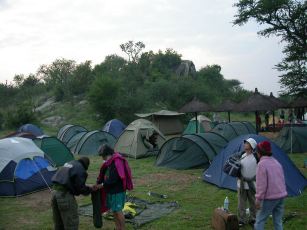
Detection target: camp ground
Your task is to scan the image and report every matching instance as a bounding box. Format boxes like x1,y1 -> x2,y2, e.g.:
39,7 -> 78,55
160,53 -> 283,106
57,124 -> 117,155
274,124 -> 307,154
155,132 -> 228,170
114,119 -> 167,158
34,136 -> 74,166
183,115 -> 213,134
57,124 -> 88,144
203,134 -> 307,196
135,110 -> 184,136
0,137 -> 56,197
18,124 -> 44,137
102,119 -> 127,138
211,121 -> 256,141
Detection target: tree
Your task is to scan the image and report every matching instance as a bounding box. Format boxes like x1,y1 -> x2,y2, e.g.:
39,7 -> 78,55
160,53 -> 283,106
233,0 -> 307,96
37,58 -> 76,100
120,41 -> 145,63
88,76 -> 120,121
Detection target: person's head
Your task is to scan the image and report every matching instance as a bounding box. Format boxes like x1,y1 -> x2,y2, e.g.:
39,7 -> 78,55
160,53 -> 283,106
98,144 -> 114,160
78,157 -> 90,170
257,141 -> 272,158
243,138 -> 257,154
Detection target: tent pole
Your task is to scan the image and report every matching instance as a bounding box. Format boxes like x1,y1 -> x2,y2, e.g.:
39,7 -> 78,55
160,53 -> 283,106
228,111 -> 231,123
273,111 -> 276,132
290,120 -> 293,154
195,112 -> 198,133
255,111 -> 258,134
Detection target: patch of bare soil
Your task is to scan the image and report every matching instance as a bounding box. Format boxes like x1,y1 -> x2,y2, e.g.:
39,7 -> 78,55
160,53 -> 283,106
17,189 -> 52,211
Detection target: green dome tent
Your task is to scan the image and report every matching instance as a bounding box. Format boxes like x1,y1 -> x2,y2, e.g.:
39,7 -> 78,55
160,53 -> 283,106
73,131 -> 116,155
34,137 -> 74,167
212,121 -> 256,141
274,125 -> 307,154
57,124 -> 87,144
155,132 -> 228,170
66,131 -> 87,153
183,115 -> 213,134
114,119 -> 166,159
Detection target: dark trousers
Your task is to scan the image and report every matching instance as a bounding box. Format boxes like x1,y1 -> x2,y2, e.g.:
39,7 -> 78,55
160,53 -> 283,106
51,190 -> 79,230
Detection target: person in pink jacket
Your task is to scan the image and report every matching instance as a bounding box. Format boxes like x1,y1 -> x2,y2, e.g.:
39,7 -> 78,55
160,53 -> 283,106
254,141 -> 287,230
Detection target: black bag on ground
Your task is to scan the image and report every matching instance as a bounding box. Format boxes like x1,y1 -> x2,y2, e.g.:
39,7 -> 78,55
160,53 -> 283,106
91,190 -> 103,228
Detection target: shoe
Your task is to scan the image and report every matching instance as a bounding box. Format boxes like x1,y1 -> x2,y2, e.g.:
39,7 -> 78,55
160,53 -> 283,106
239,221 -> 245,227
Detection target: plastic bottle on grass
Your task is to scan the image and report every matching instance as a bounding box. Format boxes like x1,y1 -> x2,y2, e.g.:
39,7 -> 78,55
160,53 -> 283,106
223,196 -> 229,212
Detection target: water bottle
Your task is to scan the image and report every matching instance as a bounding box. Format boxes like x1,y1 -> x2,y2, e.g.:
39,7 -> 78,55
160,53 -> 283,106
223,196 -> 229,212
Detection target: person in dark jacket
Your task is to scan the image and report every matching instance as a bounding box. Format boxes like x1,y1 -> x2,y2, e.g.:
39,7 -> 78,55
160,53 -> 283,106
95,145 -> 133,230
51,157 -> 93,230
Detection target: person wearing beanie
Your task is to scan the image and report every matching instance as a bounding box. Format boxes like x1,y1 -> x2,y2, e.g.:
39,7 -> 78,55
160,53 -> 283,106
51,157 -> 94,230
254,141 -> 287,230
237,138 -> 258,227
95,144 -> 133,230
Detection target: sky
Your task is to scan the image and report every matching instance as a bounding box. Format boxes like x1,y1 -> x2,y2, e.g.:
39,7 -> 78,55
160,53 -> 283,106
0,0 -> 284,95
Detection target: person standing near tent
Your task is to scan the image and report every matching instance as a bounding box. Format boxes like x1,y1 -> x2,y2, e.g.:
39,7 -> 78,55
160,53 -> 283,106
51,157 -> 94,230
237,138 -> 258,227
254,141 -> 287,230
95,145 -> 133,230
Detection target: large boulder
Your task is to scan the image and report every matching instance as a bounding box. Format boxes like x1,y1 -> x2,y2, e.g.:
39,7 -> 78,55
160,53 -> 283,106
175,60 -> 196,78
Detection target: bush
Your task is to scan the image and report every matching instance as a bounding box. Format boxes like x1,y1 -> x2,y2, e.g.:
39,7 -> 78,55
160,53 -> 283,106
5,103 -> 37,129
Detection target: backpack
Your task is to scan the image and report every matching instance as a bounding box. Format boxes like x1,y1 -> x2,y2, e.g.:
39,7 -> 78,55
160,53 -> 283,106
223,151 -> 259,178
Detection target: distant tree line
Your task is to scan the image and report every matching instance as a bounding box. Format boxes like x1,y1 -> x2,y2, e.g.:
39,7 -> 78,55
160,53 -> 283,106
0,41 -> 251,128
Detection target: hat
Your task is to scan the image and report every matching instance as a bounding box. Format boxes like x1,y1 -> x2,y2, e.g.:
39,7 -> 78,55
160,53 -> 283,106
257,141 -> 272,154
98,144 -> 114,157
78,157 -> 90,170
244,138 -> 257,150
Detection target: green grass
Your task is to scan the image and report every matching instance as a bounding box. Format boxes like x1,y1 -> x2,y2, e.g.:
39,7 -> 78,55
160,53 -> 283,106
0,153 -> 306,230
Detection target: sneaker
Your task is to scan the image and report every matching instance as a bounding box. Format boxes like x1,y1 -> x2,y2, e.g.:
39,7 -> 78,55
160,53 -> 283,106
239,221 -> 245,227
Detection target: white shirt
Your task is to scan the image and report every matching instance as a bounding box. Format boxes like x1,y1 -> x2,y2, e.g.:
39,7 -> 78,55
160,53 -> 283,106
237,152 -> 257,189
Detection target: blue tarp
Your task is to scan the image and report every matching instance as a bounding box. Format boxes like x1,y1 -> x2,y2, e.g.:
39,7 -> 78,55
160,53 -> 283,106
18,124 -> 44,137
203,134 -> 307,196
103,119 -> 126,138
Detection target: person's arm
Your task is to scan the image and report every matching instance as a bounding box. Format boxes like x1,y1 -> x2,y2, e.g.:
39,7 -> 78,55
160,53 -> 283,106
73,172 -> 91,196
255,164 -> 267,208
96,166 -> 105,185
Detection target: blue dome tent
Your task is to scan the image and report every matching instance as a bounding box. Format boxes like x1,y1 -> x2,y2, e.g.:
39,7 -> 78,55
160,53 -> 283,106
203,134 -> 307,196
103,119 -> 126,138
18,124 -> 44,137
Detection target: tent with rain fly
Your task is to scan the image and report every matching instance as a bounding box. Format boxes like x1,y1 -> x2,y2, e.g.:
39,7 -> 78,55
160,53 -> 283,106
103,119 -> 126,138
203,134 -> 307,196
57,124 -> 87,144
73,131 -> 116,155
183,115 -> 213,134
212,121 -> 255,141
114,119 -> 166,159
136,110 -> 184,136
155,132 -> 228,170
0,137 -> 56,197
34,136 -> 74,166
66,131 -> 87,152
18,124 -> 43,137
274,125 -> 307,154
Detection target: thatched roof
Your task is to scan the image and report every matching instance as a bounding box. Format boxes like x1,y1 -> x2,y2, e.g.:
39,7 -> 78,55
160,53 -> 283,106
236,88 -> 280,112
267,92 -> 287,108
214,100 -> 238,112
179,97 -> 212,113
